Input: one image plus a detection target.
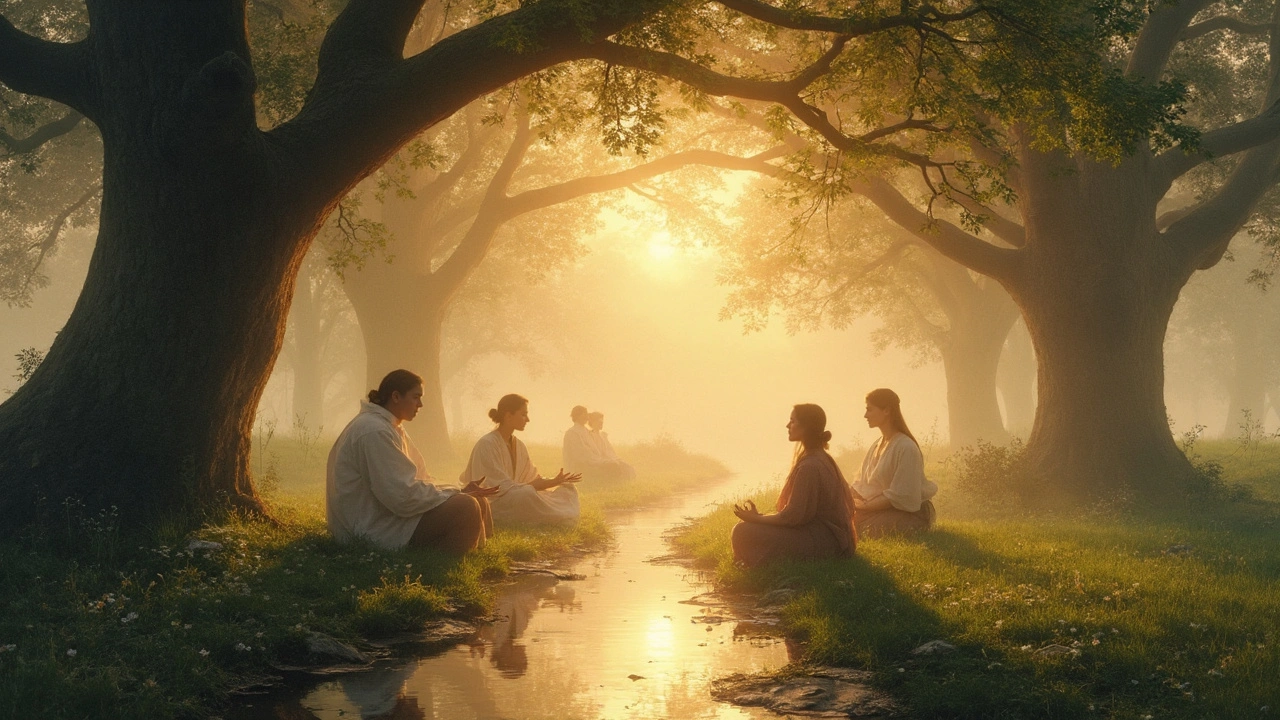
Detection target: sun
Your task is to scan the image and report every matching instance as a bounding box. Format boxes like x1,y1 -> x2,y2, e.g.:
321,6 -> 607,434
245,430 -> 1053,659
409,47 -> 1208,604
647,231 -> 678,262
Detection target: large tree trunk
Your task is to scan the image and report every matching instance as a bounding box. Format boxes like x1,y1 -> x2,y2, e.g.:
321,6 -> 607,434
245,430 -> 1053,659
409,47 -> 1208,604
0,5 -> 323,525
1011,158 -> 1198,503
343,264 -> 454,466
939,294 -> 1017,447
998,319 -> 1036,438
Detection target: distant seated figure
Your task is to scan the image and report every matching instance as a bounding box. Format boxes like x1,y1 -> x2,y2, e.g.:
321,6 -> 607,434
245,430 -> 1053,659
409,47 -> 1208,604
326,370 -> 496,553
460,394 -> 581,527
851,388 -> 938,538
562,405 -> 601,475
585,411 -> 637,482
731,404 -> 857,567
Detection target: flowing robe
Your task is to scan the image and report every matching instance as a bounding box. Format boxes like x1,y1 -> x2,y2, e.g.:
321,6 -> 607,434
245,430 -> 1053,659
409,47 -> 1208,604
731,450 -> 857,566
562,424 -> 603,475
851,435 -> 938,512
326,402 -> 456,549
460,430 -> 579,526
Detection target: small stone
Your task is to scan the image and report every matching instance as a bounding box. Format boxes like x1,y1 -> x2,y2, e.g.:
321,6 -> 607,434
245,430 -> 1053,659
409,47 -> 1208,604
186,539 -> 223,551
911,640 -> 957,655
304,632 -> 369,665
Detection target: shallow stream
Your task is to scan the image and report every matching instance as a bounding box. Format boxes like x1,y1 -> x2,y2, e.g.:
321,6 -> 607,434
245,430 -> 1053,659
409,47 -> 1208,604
230,475 -> 793,719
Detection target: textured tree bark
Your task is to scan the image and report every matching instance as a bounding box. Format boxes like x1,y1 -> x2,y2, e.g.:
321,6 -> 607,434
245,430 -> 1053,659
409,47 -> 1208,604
1009,155 -> 1200,502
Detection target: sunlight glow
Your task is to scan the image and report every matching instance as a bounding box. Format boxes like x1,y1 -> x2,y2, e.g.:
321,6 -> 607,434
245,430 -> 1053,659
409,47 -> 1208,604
647,231 -> 678,262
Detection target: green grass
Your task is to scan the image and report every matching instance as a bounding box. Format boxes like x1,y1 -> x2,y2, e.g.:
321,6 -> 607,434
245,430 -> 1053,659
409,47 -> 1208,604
0,432 -> 723,718
672,446 -> 1280,719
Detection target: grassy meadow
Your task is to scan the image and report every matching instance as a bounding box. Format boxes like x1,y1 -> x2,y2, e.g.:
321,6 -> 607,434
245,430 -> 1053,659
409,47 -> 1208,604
0,432 -> 727,719
671,439 -> 1280,719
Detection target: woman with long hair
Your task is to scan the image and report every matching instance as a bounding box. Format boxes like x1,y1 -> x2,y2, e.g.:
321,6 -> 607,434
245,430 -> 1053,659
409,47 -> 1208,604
459,394 -> 581,526
852,388 -> 938,538
326,369 -> 497,553
730,404 -> 858,566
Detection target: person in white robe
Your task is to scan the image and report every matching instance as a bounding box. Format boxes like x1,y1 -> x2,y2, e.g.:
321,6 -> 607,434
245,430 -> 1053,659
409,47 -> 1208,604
562,405 -> 604,475
586,411 -> 637,481
460,394 -> 581,526
851,388 -> 938,538
327,370 -> 496,552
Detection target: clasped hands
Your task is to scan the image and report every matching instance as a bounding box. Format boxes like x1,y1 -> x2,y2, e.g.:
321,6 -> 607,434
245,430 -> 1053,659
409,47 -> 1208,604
531,469 -> 581,491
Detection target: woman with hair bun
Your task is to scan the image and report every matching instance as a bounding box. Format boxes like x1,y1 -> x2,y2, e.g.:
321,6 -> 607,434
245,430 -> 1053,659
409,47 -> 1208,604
730,404 -> 858,567
326,369 -> 497,553
459,394 -> 581,526
852,388 -> 938,538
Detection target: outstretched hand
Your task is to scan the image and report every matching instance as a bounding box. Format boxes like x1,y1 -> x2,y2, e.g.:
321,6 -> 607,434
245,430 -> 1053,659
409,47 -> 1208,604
531,469 -> 581,491
733,499 -> 762,522
462,478 -> 500,498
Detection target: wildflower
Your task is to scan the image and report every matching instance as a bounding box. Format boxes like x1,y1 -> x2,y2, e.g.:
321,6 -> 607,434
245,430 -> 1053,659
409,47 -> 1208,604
198,649 -> 209,657
183,624 -> 191,630
66,649 -> 77,658
121,612 -> 139,624
1092,639 -> 1100,646
0,644 -> 15,652
235,642 -> 251,652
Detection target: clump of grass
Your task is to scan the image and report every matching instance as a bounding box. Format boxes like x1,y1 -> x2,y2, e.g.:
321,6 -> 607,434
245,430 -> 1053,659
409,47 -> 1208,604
0,489 -> 611,719
672,469 -> 1280,718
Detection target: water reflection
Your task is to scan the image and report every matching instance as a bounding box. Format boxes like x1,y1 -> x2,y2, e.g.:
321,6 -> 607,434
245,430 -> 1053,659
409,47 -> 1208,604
233,477 -> 791,719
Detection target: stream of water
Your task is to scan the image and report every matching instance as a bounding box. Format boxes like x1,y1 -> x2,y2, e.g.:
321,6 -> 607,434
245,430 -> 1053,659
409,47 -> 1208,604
232,475 -> 793,719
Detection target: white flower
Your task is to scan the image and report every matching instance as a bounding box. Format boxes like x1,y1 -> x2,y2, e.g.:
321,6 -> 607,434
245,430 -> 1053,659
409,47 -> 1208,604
121,612 -> 139,624
0,644 -> 15,652
65,649 -> 77,658
198,649 -> 209,657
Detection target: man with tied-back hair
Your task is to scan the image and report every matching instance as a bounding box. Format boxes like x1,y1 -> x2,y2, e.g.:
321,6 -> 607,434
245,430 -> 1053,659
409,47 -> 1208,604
326,369 -> 497,553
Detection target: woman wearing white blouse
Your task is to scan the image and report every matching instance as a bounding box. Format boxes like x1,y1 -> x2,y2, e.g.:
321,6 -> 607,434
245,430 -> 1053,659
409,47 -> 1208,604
851,388 -> 938,538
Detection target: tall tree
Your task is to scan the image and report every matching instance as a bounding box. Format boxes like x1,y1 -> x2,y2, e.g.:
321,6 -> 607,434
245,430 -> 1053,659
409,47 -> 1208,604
597,0 -> 1280,500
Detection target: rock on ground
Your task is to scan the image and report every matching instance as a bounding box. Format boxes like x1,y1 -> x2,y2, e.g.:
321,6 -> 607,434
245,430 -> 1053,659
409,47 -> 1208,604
712,666 -> 897,718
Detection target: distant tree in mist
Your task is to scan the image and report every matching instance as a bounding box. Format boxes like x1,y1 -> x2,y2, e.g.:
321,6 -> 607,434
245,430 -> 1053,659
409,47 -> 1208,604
1167,237 -> 1280,437
720,179 -> 1022,447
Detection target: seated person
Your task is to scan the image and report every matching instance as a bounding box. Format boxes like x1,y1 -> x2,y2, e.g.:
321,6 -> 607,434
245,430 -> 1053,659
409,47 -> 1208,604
460,394 -> 581,526
562,405 -> 602,475
851,388 -> 938,538
585,411 -> 637,482
326,369 -> 496,553
731,404 -> 857,567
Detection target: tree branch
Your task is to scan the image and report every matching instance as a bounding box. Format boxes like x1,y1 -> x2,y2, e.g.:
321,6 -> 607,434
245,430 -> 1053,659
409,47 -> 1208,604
717,0 -> 991,36
1126,0 -> 1214,81
283,0 -> 665,201
1181,15 -> 1271,41
1163,3 -> 1280,270
1155,99 -> 1280,183
946,191 -> 1026,247
15,182 -> 99,301
585,41 -> 943,169
430,113 -> 536,295
0,15 -> 91,113
0,110 -> 84,155
852,177 -> 1020,282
